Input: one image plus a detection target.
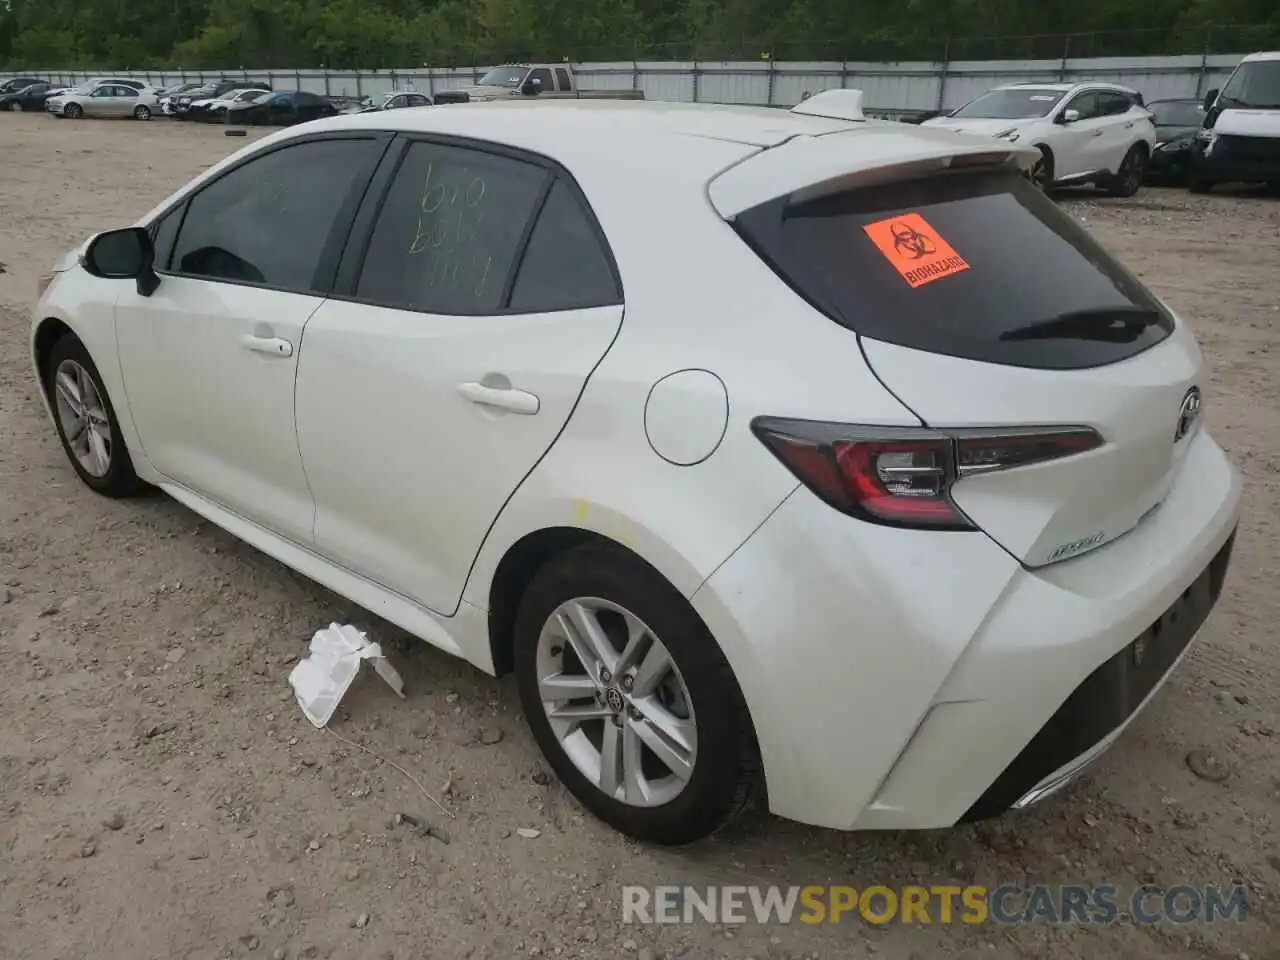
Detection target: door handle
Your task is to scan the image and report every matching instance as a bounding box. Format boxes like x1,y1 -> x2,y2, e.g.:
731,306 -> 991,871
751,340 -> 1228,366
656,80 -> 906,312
240,334 -> 294,358
458,381 -> 540,415
1092,130 -> 1105,137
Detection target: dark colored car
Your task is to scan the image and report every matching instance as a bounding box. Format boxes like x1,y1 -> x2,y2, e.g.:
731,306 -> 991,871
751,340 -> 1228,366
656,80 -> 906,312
0,77 -> 43,95
174,80 -> 271,118
0,82 -> 53,112
360,91 -> 433,113
1145,99 -> 1207,183
226,90 -> 338,126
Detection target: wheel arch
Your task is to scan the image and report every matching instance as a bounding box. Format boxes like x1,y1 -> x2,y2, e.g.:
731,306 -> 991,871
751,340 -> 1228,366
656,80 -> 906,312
486,525 -> 704,679
33,316 -> 76,398
31,309 -> 155,481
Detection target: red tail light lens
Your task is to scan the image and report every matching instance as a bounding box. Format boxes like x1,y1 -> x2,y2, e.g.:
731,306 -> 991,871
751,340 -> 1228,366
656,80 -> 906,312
751,418 -> 1102,531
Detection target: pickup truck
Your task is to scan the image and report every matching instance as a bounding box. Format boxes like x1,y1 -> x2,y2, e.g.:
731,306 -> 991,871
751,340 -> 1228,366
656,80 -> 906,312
433,63 -> 644,104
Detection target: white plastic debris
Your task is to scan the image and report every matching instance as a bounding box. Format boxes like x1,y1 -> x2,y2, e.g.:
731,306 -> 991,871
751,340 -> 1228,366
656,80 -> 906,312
289,623 -> 405,728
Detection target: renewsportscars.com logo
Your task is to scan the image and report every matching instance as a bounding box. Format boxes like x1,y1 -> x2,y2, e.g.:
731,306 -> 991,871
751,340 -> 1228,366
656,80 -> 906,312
622,884 -> 1250,926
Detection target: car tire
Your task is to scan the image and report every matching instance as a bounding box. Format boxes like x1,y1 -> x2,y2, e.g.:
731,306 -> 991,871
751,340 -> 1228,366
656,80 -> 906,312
1188,177 -> 1214,194
45,333 -> 147,498
513,543 -> 760,845
6,101 -> 20,112
1029,147 -> 1055,193
1107,144 -> 1147,198
133,104 -> 151,120
64,102 -> 82,119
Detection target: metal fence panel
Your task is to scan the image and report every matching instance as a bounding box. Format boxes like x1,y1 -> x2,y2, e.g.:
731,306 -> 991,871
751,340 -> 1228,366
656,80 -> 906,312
4,51 -> 1253,113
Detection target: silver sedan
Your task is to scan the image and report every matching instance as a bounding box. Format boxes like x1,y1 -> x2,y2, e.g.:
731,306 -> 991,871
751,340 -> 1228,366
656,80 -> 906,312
46,84 -> 159,120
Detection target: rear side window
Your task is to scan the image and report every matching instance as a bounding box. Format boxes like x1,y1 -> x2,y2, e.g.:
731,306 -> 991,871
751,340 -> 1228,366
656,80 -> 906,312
508,179 -> 619,313
1098,92 -> 1133,116
356,141 -> 549,314
733,171 -> 1173,370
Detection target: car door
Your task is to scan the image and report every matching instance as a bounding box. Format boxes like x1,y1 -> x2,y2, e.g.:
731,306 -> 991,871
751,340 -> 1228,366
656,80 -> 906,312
113,85 -> 141,117
529,67 -> 554,95
114,133 -> 391,543
264,94 -> 290,124
303,94 -> 329,120
1096,91 -> 1143,171
84,86 -> 114,117
295,137 -> 625,615
1052,91 -> 1106,178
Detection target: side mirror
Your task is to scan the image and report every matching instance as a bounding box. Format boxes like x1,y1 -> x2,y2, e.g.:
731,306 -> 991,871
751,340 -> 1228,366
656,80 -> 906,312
1058,108 -> 1081,125
82,227 -> 160,297
1202,88 -> 1218,113
520,76 -> 542,96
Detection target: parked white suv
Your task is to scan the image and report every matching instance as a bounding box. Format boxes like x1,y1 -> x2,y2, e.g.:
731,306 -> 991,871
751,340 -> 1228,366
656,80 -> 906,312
925,82 -> 1158,196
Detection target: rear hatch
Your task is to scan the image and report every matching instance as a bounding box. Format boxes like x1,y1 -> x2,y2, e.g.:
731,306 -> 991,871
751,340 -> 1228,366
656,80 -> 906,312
717,130 -> 1202,567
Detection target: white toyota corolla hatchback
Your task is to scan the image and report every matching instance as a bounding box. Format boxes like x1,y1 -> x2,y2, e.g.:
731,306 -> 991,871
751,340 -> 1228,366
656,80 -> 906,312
32,93 -> 1241,845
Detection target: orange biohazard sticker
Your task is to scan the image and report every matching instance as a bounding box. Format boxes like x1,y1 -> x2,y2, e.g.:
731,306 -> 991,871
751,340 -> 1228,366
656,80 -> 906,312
862,212 -> 970,289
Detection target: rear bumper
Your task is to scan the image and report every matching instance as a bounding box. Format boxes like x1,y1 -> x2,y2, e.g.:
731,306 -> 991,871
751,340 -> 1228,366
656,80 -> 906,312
960,526 -> 1234,821
692,429 -> 1242,830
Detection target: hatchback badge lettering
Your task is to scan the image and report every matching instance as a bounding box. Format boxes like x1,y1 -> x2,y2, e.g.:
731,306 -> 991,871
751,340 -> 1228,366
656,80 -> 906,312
1047,532 -> 1107,563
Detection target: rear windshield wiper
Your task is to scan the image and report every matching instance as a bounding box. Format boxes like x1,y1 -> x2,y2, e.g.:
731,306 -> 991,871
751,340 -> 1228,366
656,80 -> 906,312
999,306 -> 1162,343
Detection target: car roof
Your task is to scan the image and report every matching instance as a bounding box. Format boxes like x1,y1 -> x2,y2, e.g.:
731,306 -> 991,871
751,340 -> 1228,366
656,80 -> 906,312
1240,50 -> 1280,63
288,99 -> 865,152
998,81 -> 1137,94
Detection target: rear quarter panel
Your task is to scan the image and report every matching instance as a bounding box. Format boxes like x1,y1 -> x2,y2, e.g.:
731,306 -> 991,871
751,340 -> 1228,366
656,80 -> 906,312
462,132 -> 921,655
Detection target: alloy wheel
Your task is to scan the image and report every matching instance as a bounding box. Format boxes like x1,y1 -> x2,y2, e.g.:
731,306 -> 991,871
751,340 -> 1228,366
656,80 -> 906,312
1124,152 -> 1144,193
52,358 -> 113,478
535,597 -> 697,807
1031,156 -> 1052,192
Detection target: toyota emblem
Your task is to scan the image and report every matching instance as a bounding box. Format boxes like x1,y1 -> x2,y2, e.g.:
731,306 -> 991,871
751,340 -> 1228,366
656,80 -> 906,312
1175,387 -> 1201,442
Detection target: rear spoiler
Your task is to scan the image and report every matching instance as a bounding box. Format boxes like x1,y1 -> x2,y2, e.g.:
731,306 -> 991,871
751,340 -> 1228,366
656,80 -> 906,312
791,88 -> 866,123
708,120 -> 1040,218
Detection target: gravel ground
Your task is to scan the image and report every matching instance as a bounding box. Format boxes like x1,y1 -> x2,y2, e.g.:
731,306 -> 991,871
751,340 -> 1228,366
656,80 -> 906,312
1,113 -> 1278,960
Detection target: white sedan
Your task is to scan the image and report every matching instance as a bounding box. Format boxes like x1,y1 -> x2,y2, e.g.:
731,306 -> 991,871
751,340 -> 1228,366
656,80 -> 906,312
31,94 -> 1241,844
189,87 -> 270,115
924,82 -> 1158,195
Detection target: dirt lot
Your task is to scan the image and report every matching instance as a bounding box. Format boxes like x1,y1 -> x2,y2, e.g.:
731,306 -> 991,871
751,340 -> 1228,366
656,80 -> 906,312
0,112 -> 1277,960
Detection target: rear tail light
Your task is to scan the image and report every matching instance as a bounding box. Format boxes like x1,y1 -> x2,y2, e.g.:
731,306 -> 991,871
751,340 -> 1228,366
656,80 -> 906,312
751,418 -> 1102,530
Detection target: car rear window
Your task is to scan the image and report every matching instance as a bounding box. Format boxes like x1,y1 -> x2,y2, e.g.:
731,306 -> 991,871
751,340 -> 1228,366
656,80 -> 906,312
733,170 -> 1174,370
